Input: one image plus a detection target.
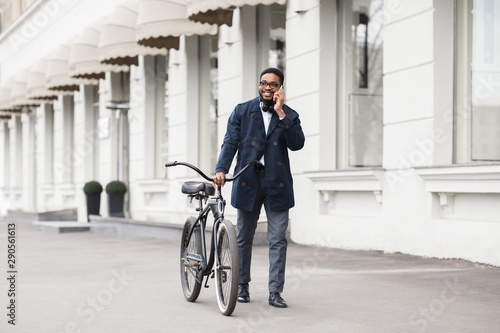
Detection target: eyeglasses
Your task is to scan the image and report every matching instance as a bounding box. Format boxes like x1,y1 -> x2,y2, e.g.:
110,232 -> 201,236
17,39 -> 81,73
259,81 -> 281,89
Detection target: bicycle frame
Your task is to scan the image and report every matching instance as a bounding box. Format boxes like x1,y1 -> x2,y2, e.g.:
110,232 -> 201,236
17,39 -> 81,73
185,188 -> 225,285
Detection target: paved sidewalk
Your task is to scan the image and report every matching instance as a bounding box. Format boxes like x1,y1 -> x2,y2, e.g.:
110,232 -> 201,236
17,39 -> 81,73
1,216 -> 499,333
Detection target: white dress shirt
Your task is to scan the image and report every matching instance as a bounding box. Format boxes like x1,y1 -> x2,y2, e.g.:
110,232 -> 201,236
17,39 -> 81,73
259,102 -> 285,165
259,106 -> 273,165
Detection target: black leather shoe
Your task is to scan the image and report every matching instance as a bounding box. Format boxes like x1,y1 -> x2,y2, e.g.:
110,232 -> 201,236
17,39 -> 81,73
237,284 -> 250,303
268,292 -> 287,308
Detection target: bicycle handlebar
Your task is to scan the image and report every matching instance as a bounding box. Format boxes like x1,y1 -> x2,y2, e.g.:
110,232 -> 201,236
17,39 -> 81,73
165,161 -> 258,182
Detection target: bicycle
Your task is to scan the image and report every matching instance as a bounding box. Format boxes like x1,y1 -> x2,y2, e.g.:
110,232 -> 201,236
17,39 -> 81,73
164,160 -> 256,316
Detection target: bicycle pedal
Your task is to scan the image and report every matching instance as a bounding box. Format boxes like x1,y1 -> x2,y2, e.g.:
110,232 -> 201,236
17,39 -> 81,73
186,253 -> 202,262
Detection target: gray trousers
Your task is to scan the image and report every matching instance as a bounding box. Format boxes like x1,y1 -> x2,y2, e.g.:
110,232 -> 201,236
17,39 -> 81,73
237,171 -> 289,293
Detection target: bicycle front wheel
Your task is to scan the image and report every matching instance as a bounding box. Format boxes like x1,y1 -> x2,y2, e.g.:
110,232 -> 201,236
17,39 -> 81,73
180,217 -> 202,302
215,219 -> 239,316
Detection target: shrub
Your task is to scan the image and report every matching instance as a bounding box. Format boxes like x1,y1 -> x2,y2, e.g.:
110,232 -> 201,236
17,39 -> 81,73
83,181 -> 103,194
105,180 -> 127,194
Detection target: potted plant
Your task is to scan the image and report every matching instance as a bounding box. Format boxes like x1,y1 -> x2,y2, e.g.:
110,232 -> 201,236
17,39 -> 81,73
83,181 -> 103,222
105,180 -> 127,218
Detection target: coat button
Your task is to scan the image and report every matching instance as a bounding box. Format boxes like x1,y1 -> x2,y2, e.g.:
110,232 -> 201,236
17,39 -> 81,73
279,183 -> 284,188
273,141 -> 278,146
285,125 -> 289,129
277,161 -> 282,166
251,141 -> 256,146
242,182 -> 246,187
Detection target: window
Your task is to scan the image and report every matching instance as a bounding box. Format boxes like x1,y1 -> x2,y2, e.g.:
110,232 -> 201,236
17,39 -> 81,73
154,55 -> 167,178
53,96 -> 75,183
44,103 -> 54,184
161,68 -> 169,178
1,122 -> 10,189
337,0 -> 383,168
62,95 -> 74,183
89,84 -> 99,180
455,0 -> 500,162
257,3 -> 286,72
110,71 -> 130,181
13,115 -> 22,188
198,35 -> 218,173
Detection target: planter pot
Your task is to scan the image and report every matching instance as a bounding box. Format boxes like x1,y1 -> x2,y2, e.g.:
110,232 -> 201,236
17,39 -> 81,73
86,193 -> 101,222
108,193 -> 125,218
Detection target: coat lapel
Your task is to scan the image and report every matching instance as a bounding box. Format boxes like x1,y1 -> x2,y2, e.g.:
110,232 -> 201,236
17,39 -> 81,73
250,98 -> 266,139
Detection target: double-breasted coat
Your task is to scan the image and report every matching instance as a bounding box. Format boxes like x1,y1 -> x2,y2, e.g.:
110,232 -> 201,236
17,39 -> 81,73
215,97 -> 305,212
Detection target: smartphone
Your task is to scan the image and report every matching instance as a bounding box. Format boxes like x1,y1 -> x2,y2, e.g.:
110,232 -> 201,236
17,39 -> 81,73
271,86 -> 283,105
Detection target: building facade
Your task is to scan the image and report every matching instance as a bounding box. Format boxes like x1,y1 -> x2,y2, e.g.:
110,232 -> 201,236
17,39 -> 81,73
0,0 -> 499,266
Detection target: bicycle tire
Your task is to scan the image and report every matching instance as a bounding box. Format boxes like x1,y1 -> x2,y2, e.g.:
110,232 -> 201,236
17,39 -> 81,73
180,217 -> 202,302
215,219 -> 239,316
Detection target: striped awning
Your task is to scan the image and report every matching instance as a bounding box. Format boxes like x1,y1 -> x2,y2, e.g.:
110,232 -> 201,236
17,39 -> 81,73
186,0 -> 286,26
26,59 -> 59,102
47,42 -> 101,92
0,78 -> 21,112
136,0 -> 217,50
69,25 -> 129,80
11,70 -> 42,108
99,0 -> 167,66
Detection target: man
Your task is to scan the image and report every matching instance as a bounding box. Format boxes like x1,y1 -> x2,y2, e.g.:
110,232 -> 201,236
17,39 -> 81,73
213,68 -> 305,308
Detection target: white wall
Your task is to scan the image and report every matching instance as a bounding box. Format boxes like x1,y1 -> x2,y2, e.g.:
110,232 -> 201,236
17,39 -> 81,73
290,0 -> 500,267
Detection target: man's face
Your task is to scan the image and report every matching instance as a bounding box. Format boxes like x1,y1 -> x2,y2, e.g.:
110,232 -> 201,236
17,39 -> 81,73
259,73 -> 281,103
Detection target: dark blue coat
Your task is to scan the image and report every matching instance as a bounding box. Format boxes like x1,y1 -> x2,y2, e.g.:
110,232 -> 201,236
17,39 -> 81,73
215,97 -> 305,212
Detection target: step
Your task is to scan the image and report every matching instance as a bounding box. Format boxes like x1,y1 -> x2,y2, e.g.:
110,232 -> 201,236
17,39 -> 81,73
7,209 -> 78,221
89,215 -> 190,242
89,215 -> 288,245
32,221 -> 90,233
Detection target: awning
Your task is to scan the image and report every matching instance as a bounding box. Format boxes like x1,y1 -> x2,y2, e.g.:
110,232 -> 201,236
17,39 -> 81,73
186,0 -> 234,26
136,0 -> 217,50
186,0 -> 286,26
0,115 -> 13,121
47,42 -> 101,92
99,0 -> 167,66
69,25 -> 129,80
26,59 -> 59,102
0,78 -> 21,112
11,70 -> 42,108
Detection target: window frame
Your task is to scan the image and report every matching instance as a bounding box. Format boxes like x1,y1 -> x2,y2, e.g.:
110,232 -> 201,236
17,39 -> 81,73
454,0 -> 500,163
336,0 -> 384,169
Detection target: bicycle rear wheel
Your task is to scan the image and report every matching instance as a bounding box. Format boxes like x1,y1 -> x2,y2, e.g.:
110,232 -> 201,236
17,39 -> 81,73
215,219 -> 239,316
180,217 -> 202,302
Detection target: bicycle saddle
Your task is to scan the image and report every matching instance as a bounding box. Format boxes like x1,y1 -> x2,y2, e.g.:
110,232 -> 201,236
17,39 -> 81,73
182,182 -> 215,196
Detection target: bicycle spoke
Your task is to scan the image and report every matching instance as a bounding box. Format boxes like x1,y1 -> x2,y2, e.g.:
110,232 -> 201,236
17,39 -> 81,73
180,218 -> 202,302
217,221 -> 239,315
184,264 -> 201,283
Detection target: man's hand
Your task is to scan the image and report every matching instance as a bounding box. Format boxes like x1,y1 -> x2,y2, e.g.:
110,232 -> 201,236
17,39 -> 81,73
273,86 -> 285,118
213,172 -> 226,187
